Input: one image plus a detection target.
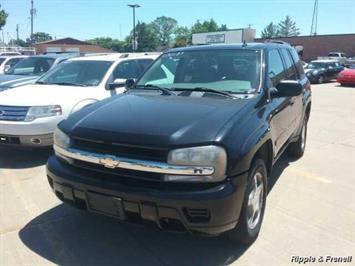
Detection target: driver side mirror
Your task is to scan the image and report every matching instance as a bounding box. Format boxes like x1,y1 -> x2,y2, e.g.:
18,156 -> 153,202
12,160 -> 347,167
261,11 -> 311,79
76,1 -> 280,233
4,65 -> 11,73
107,78 -> 127,90
271,80 -> 303,98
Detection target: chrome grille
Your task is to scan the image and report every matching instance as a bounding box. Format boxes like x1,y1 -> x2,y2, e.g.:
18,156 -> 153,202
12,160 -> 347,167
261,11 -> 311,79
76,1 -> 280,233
0,105 -> 29,121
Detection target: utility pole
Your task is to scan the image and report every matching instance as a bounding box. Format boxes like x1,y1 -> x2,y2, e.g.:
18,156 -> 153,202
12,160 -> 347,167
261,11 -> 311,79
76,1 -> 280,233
128,4 -> 140,51
30,0 -> 36,43
310,0 -> 318,36
16,24 -> 19,41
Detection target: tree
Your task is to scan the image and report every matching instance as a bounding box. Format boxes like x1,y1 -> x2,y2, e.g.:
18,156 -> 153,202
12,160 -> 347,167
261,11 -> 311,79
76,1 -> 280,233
10,39 -> 28,47
261,22 -> 279,39
29,32 -> 53,43
135,22 -> 159,51
278,16 -> 300,37
153,16 -> 178,47
0,5 -> 8,31
174,26 -> 191,47
191,19 -> 219,34
219,24 -> 228,31
87,37 -> 129,52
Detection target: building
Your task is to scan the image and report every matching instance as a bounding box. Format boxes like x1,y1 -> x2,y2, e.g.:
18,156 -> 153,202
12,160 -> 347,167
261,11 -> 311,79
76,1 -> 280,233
256,34 -> 355,62
34,37 -> 114,54
192,28 -> 256,45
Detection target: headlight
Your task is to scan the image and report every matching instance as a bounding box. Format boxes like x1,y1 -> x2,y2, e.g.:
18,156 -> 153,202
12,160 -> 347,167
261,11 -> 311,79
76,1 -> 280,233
166,145 -> 227,182
53,127 -> 70,149
312,70 -> 319,75
25,105 -> 62,122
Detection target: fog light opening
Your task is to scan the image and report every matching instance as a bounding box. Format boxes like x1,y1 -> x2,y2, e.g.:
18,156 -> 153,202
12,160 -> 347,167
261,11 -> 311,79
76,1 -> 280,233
30,138 -> 42,144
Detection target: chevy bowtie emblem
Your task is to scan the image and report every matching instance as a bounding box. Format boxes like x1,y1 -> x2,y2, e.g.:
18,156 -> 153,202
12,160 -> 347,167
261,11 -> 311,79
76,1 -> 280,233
99,157 -> 120,169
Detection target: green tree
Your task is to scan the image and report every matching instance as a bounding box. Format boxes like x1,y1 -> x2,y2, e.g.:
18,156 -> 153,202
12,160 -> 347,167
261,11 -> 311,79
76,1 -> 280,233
87,37 -> 129,52
191,19 -> 219,33
153,16 -> 178,47
135,22 -> 159,51
261,22 -> 279,38
29,32 -> 53,43
0,5 -> 8,32
10,39 -> 28,47
278,16 -> 300,37
174,26 -> 191,47
219,24 -> 228,31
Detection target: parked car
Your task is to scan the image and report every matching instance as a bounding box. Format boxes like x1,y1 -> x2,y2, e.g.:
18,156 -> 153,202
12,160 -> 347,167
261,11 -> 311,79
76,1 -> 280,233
305,60 -> 343,84
337,64 -> 355,86
0,55 -> 28,74
46,42 -> 311,244
0,52 -> 21,56
0,53 -> 158,146
318,52 -> 347,65
0,54 -> 78,92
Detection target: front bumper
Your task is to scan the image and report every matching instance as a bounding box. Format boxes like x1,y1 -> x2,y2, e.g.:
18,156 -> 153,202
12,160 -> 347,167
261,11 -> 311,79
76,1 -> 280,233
46,155 -> 248,236
306,73 -> 320,83
0,133 -> 53,146
337,77 -> 355,85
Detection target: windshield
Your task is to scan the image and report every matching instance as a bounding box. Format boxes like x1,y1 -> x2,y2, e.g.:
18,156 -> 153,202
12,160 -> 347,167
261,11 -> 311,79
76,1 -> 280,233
306,62 -> 327,69
137,49 -> 262,94
37,60 -> 113,86
6,57 -> 55,76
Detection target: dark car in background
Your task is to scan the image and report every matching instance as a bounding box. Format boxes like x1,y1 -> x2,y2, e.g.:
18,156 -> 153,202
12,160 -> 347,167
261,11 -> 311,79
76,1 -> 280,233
0,53 -> 78,92
46,42 -> 311,244
305,60 -> 344,84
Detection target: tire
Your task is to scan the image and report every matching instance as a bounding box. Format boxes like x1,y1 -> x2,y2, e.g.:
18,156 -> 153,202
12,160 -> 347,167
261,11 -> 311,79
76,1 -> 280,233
288,116 -> 307,158
317,75 -> 324,84
224,159 -> 267,244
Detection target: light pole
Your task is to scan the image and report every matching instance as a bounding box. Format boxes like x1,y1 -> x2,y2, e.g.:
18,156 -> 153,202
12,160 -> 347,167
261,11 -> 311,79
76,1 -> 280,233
128,4 -> 140,51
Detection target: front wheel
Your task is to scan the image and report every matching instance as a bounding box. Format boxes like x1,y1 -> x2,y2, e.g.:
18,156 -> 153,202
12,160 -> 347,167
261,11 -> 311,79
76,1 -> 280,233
224,159 -> 267,244
288,116 -> 307,158
317,75 -> 325,84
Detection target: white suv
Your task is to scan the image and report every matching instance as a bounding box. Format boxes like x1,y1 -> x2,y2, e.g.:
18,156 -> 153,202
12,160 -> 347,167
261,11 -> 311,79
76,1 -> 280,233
0,53 -> 159,146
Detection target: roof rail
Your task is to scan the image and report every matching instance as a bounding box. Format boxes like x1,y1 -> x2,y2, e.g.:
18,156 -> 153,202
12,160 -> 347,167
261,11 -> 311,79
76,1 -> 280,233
119,52 -> 161,58
264,40 -> 291,46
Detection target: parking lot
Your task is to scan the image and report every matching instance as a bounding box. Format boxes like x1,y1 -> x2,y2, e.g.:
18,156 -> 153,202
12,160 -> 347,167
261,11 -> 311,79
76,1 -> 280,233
0,82 -> 354,266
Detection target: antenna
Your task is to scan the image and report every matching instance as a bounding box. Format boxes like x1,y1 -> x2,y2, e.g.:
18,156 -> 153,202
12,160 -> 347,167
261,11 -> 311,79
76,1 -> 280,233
310,0 -> 318,36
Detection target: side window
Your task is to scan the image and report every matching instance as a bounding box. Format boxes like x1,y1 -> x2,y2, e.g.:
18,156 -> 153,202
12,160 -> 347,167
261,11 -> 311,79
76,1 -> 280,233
5,58 -> 22,68
268,49 -> 286,86
280,48 -> 297,80
112,60 -> 140,80
289,48 -> 305,78
137,59 -> 153,73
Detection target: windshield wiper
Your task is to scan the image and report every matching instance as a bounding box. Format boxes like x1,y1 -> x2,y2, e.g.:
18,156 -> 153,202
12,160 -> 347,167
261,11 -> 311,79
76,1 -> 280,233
46,82 -> 88,87
133,84 -> 174,95
172,87 -> 235,98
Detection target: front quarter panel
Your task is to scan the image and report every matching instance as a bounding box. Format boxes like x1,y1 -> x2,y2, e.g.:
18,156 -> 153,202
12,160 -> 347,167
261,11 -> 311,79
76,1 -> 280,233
220,97 -> 272,177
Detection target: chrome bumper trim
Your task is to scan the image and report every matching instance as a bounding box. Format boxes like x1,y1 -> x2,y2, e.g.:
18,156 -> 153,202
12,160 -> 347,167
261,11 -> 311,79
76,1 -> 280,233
54,145 -> 215,176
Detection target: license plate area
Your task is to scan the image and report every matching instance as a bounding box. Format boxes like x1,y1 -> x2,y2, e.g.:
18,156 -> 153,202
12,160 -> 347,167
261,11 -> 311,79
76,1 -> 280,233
86,192 -> 126,220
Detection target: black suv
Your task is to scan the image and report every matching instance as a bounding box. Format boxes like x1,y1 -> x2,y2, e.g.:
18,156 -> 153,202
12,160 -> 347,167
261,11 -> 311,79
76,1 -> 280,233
47,42 -> 311,244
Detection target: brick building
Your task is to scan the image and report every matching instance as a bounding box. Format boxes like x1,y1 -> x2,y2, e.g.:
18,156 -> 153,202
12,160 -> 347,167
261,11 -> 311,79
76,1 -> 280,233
34,37 -> 114,54
256,34 -> 355,62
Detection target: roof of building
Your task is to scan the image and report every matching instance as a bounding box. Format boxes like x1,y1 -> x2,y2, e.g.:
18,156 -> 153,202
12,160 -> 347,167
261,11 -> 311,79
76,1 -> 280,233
34,37 -> 93,46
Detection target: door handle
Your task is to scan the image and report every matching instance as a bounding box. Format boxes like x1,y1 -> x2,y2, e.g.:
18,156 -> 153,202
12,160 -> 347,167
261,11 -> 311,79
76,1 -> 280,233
290,99 -> 295,106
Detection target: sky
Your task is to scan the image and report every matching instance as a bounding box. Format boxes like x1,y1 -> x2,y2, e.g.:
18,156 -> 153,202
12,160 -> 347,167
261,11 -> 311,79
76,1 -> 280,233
1,0 -> 355,42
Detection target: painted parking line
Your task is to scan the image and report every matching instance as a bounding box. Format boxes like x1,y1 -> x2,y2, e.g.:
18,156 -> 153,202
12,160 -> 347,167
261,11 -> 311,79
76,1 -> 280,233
288,167 -> 332,184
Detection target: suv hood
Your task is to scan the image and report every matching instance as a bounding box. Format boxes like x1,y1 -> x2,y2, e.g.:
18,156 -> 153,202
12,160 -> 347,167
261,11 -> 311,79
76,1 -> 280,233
64,93 -> 250,147
0,74 -> 38,91
0,84 -> 94,107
